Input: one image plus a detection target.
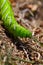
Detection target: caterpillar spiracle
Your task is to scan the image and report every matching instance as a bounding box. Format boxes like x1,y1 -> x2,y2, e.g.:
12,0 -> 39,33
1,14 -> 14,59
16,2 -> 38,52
0,0 -> 32,38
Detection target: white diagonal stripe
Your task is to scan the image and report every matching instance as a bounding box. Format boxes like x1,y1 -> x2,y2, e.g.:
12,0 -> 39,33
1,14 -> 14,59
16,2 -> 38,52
1,0 -> 6,9
2,6 -> 8,15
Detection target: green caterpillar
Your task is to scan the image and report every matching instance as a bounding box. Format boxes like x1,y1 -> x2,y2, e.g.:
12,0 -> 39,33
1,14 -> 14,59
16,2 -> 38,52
0,0 -> 32,38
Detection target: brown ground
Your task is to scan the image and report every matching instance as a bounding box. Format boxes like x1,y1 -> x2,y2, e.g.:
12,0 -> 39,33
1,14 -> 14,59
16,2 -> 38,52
0,0 -> 43,65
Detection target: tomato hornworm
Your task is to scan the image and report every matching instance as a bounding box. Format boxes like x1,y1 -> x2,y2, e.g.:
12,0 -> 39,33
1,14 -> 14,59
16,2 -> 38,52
0,0 -> 32,38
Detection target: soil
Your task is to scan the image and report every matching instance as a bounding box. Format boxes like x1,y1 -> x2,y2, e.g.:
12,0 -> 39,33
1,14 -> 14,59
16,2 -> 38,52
0,0 -> 43,65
